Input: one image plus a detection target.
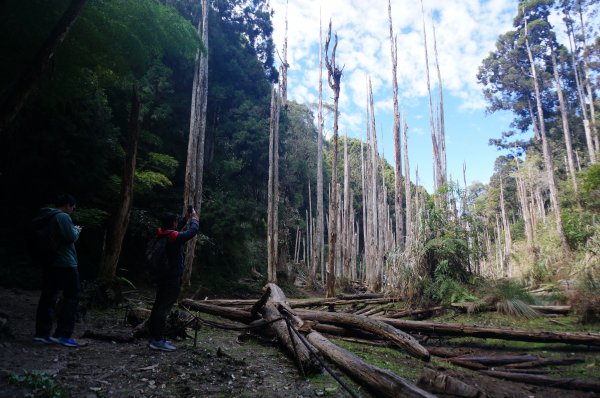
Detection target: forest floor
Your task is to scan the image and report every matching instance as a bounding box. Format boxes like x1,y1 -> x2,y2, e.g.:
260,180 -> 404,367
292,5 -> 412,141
1,282 -> 599,398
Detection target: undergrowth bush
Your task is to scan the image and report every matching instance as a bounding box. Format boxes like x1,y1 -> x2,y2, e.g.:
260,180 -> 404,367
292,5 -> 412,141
423,260 -> 476,305
571,273 -> 600,324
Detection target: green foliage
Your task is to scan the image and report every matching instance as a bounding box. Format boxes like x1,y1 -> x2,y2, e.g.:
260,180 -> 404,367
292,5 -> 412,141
424,260 -> 477,305
71,208 -> 109,229
581,164 -> 600,211
562,208 -> 595,249
493,280 -> 539,318
134,171 -> 173,195
144,152 -> 179,179
8,371 -> 67,398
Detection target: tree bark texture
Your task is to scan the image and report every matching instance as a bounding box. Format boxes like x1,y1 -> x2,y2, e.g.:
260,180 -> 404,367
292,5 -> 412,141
294,309 -> 430,361
182,1 -> 209,287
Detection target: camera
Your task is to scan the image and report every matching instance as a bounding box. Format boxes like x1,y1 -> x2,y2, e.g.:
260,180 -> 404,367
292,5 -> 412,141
187,205 -> 194,215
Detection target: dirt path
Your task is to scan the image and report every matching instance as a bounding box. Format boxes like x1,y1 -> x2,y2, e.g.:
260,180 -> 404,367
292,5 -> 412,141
0,288 -> 350,398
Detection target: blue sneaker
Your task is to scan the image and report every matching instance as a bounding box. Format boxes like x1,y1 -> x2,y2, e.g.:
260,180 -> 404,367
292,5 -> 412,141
33,336 -> 54,344
149,339 -> 176,352
53,337 -> 79,347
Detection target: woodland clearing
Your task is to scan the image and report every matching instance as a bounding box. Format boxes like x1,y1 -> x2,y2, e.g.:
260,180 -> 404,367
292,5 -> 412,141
1,284 -> 599,398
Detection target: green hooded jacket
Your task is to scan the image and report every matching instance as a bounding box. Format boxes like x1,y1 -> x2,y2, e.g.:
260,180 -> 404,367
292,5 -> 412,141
33,208 -> 80,268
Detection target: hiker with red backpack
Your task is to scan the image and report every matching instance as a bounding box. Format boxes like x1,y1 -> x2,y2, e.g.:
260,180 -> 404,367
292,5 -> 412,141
33,194 -> 82,347
148,207 -> 199,352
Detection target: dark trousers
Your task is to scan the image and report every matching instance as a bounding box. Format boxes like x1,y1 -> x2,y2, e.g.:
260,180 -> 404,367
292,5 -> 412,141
148,276 -> 181,340
35,267 -> 80,338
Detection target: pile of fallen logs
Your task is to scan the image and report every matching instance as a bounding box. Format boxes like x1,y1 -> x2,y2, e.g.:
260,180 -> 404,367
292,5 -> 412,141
178,284 -> 600,397
84,284 -> 600,397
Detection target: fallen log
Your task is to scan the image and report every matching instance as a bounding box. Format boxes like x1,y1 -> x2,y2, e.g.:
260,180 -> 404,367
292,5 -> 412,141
417,368 -> 486,397
451,303 -> 570,315
386,307 -> 444,319
427,347 -> 474,358
305,331 -> 436,398
445,358 -> 488,371
82,329 -> 134,343
295,309 -> 430,361
530,305 -> 571,314
482,370 -> 600,392
373,317 -> 600,346
457,354 -> 539,366
180,299 -> 255,324
254,284 -> 321,375
504,358 -> 585,369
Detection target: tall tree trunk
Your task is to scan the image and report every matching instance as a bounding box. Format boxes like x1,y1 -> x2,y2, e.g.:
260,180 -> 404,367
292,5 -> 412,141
280,0 -> 289,107
566,19 -> 596,164
420,1 -> 445,195
312,13 -> 325,283
267,85 -> 281,282
524,16 -> 570,258
500,179 -> 512,277
182,2 -> 209,288
342,134 -> 351,283
577,3 -> 598,153
0,0 -> 88,133
325,20 -> 342,297
552,52 -> 578,199
367,80 -> 381,292
388,0 -> 404,250
432,22 -> 447,191
403,116 -> 413,247
98,85 -> 140,281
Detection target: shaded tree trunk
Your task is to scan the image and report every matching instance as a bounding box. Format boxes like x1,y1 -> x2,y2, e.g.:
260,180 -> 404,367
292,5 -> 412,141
182,1 -> 209,287
98,85 -> 140,281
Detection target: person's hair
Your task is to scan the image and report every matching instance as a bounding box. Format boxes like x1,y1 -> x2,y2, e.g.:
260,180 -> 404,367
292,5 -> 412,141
161,213 -> 177,229
55,193 -> 76,208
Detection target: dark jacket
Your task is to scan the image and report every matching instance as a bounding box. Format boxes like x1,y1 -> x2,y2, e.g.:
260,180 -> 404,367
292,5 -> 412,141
155,218 -> 199,278
33,208 -> 80,268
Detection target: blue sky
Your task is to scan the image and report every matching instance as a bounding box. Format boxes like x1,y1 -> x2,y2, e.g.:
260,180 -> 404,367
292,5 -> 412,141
269,0 -> 523,192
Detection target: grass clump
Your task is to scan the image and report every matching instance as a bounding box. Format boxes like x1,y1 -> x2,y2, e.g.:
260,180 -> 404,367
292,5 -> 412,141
8,371 -> 67,398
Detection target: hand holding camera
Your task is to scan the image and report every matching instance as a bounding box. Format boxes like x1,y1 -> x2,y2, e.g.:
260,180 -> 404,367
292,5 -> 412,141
187,205 -> 199,220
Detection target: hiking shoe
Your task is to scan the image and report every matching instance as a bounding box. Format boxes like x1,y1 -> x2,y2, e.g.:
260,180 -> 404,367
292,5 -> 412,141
149,339 -> 176,352
33,336 -> 54,344
53,337 -> 79,347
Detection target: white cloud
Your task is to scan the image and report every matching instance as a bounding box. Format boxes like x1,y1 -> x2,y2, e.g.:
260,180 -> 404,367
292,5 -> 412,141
271,0 -> 517,117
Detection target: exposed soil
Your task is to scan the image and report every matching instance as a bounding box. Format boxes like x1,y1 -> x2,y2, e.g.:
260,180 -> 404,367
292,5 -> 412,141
1,286 -> 599,398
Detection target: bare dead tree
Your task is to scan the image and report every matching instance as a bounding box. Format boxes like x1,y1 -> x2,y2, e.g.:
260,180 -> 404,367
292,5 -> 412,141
267,85 -> 281,282
311,12 -> 325,284
388,0 -> 404,250
324,20 -> 343,297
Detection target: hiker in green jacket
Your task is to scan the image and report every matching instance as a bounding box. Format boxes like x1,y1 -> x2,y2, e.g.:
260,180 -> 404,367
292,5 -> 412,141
33,194 -> 82,347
